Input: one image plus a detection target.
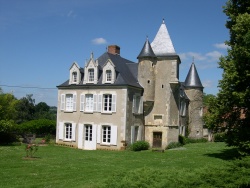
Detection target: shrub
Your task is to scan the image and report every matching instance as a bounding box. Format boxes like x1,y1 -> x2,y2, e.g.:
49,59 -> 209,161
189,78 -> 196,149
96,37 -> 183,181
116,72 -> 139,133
0,120 -> 19,145
18,119 -> 56,135
213,132 -> 226,142
166,142 -> 183,149
185,137 -> 208,144
130,141 -> 149,151
178,135 -> 186,145
25,144 -> 38,158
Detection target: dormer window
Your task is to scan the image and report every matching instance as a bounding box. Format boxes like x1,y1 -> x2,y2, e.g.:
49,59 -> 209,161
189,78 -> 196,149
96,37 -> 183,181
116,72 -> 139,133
69,62 -> 80,85
88,69 -> 94,82
72,72 -> 77,83
106,70 -> 112,82
102,59 -> 116,84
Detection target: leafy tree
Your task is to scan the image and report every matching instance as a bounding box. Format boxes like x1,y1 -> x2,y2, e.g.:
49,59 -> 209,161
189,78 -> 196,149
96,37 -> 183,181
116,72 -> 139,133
205,0 -> 250,155
15,94 -> 35,124
0,92 -> 18,120
203,93 -> 216,107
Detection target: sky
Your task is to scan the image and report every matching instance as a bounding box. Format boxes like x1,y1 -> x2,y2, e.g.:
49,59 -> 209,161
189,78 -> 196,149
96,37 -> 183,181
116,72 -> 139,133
0,0 -> 229,107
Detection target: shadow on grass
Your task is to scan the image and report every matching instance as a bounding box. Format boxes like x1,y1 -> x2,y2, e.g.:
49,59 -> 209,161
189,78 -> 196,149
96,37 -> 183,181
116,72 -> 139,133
204,147 -> 241,160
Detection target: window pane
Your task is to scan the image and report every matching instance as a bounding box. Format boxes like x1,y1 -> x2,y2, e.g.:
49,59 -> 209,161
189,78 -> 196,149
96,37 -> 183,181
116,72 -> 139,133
106,70 -> 112,82
66,94 -> 73,111
103,94 -> 112,112
85,94 -> 93,111
88,69 -> 94,82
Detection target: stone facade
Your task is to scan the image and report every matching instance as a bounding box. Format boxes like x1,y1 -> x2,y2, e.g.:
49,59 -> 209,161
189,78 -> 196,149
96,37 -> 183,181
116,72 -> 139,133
56,20 -> 204,150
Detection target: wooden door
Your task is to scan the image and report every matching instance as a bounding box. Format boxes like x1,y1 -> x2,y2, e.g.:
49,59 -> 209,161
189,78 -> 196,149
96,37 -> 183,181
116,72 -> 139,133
153,132 -> 162,148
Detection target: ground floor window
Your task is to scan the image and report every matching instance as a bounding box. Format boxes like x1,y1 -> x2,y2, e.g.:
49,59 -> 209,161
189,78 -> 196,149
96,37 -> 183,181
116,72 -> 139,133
85,124 -> 92,141
65,123 -> 72,140
102,125 -> 111,144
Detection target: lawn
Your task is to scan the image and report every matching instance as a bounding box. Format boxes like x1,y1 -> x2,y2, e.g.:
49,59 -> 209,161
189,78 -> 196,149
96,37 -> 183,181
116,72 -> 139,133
0,142 -> 250,188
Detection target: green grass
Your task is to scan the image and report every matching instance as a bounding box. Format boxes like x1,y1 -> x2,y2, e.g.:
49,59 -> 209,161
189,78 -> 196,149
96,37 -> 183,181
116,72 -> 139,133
0,142 -> 250,187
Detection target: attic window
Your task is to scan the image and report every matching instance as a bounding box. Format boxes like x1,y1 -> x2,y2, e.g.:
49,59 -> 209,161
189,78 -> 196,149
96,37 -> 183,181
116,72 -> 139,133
72,72 -> 77,83
106,70 -> 112,82
88,69 -> 94,82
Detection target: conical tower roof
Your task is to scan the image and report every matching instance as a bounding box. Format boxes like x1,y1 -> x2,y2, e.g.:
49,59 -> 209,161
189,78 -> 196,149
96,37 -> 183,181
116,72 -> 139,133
137,37 -> 156,59
184,63 -> 203,88
151,19 -> 176,56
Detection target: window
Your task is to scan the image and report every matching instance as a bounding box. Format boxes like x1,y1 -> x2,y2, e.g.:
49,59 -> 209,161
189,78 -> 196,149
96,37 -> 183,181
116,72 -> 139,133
66,94 -> 73,111
106,70 -> 112,82
85,94 -> 94,112
65,123 -> 72,140
88,69 -> 94,82
180,101 -> 186,116
133,95 -> 143,114
85,125 -> 92,141
103,94 -> 112,112
72,72 -> 77,83
61,94 -> 76,112
102,126 -> 111,144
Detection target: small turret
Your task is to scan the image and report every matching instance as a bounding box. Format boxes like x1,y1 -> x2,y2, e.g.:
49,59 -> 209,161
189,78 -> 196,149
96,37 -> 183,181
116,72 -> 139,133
184,62 -> 203,88
137,37 -> 156,59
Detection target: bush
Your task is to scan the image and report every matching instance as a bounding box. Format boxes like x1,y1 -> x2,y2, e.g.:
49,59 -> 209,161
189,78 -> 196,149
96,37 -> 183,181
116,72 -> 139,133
166,142 -> 183,149
214,132 -> 226,142
130,141 -> 149,151
18,119 -> 56,135
185,137 -> 208,144
179,135 -> 186,145
0,120 -> 19,144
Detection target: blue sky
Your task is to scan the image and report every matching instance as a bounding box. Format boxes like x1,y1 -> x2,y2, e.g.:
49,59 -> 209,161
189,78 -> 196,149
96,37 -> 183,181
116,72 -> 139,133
0,0 -> 229,106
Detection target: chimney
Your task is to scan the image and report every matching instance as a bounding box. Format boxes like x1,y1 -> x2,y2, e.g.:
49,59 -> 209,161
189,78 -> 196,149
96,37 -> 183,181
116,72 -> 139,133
108,45 -> 120,55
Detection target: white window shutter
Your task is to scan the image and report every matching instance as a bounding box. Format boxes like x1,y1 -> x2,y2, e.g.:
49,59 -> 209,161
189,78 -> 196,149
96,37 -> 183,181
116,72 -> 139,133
92,124 -> 97,149
93,94 -> 97,111
139,96 -> 143,114
72,123 -> 76,141
80,94 -> 85,112
78,124 -> 83,149
111,125 -> 117,145
111,94 -> 116,112
58,122 -> 64,140
60,94 -> 65,111
97,125 -> 101,144
97,94 -> 102,112
73,94 -> 77,111
132,95 -> 136,113
183,102 -> 187,116
138,126 -> 142,141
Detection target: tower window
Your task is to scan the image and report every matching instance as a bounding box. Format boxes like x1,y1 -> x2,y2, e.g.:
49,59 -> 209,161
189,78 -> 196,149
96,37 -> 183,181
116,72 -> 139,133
162,85 -> 164,88
147,80 -> 150,84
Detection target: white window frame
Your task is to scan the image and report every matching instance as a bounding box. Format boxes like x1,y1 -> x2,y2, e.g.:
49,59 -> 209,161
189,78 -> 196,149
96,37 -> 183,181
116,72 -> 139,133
72,72 -> 77,83
65,123 -> 72,140
102,125 -> 111,144
103,94 -> 112,112
85,94 -> 94,112
61,94 -> 76,112
88,68 -> 94,82
106,70 -> 112,82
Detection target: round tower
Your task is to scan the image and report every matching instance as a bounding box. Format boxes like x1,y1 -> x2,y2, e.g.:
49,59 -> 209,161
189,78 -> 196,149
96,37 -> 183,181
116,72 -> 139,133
137,37 -> 156,103
184,62 -> 204,139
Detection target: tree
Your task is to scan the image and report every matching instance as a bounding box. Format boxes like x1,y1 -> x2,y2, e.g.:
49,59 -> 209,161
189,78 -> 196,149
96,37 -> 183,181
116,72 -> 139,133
15,94 -> 35,124
205,0 -> 250,155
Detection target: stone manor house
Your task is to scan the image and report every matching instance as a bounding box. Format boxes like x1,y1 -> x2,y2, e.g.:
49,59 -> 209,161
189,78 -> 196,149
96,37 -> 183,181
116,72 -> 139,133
56,20 -> 204,150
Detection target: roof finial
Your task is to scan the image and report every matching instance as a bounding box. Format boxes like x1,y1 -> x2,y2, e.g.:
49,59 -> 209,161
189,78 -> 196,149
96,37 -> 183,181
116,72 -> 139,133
90,52 -> 94,59
162,18 -> 165,24
192,56 -> 195,64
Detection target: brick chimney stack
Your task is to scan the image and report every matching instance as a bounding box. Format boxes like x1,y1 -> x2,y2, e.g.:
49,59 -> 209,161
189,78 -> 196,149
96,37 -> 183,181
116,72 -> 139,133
108,45 -> 120,55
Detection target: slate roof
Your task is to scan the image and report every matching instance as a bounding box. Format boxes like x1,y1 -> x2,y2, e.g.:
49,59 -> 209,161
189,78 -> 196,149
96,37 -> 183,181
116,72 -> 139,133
57,52 -> 142,88
137,38 -> 156,59
151,19 -> 176,56
184,63 -> 203,88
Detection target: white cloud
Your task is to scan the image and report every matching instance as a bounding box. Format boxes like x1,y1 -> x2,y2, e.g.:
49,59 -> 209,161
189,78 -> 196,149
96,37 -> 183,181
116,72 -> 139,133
91,38 -> 108,45
214,43 -> 229,49
205,51 -> 223,62
67,10 -> 76,18
202,80 -> 213,88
